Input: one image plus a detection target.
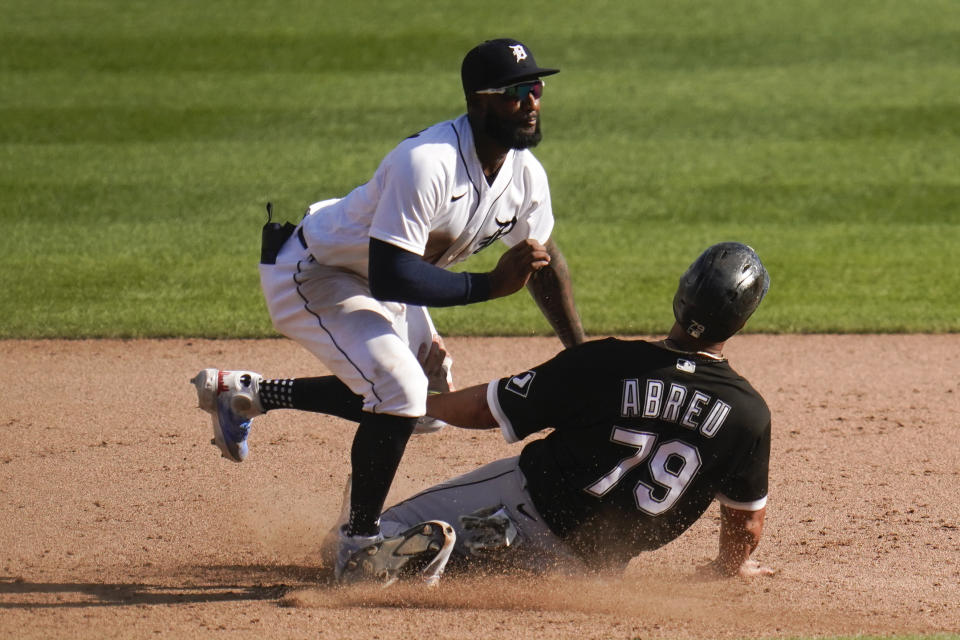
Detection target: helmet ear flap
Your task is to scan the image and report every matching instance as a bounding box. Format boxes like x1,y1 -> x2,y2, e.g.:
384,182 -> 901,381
673,242 -> 769,342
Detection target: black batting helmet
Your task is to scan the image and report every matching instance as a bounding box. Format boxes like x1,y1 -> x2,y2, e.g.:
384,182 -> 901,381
672,242 -> 770,342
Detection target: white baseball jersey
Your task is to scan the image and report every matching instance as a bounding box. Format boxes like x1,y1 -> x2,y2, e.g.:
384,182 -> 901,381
300,114 -> 555,277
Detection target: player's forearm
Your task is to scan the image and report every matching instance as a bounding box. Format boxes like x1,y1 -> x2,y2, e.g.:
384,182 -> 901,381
526,238 -> 585,348
426,384 -> 497,429
368,238 -> 492,306
714,505 -> 765,576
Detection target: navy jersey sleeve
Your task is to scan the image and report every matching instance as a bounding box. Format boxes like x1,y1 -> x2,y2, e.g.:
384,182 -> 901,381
367,238 -> 492,306
487,340 -> 611,443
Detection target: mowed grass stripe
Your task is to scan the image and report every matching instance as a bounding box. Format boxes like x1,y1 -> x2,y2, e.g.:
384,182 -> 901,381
1,0 -> 958,337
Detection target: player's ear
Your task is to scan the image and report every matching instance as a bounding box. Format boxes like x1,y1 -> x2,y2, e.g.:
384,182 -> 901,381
466,92 -> 487,114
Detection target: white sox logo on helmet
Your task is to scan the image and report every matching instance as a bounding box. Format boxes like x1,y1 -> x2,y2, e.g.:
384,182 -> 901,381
686,320 -> 706,338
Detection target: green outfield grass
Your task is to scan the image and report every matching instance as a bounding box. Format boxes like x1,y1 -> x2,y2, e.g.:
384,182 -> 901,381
1,0 -> 958,338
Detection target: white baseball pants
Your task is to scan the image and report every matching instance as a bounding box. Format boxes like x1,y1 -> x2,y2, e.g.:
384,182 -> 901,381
258,226 -> 438,417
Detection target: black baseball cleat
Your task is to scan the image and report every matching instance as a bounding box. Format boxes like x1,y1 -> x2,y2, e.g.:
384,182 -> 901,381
337,520 -> 456,587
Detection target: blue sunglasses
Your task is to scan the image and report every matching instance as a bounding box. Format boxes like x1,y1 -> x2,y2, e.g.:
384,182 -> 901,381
475,79 -> 545,101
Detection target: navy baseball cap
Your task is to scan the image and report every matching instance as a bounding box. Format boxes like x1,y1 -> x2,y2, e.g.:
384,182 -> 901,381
461,38 -> 559,94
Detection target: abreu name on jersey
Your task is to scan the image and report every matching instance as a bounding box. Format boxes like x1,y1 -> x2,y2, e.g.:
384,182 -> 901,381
620,375 -> 731,438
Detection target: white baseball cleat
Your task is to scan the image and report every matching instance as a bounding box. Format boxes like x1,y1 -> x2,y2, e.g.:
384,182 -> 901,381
337,521 -> 456,587
190,368 -> 264,463
333,527 -> 384,583
459,505 -> 519,555
413,415 -> 449,434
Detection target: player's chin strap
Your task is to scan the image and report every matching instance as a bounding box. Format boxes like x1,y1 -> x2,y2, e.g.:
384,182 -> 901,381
260,201 -> 298,265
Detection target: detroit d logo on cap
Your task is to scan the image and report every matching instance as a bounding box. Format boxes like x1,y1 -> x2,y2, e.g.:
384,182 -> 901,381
509,44 -> 528,62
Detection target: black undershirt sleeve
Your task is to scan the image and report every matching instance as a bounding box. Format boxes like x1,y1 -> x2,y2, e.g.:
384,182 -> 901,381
368,238 -> 492,307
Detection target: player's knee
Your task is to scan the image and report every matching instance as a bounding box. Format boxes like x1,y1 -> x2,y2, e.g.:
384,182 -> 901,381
374,366 -> 428,417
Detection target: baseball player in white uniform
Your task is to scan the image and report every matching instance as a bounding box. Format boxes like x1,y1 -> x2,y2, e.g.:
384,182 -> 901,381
191,38 -> 585,582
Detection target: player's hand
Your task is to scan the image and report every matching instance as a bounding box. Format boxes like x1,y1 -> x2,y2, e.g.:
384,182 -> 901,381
695,557 -> 776,579
417,336 -> 455,393
488,239 -> 551,298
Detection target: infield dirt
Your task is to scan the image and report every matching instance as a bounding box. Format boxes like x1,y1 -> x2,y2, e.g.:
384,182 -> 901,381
1,335 -> 957,639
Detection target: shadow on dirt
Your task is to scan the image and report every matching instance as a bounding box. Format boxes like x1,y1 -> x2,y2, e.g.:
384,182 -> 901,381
0,565 -> 333,609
